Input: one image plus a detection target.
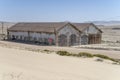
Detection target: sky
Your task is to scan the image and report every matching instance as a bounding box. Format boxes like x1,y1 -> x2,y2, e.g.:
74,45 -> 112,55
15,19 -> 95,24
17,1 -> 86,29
0,0 -> 120,22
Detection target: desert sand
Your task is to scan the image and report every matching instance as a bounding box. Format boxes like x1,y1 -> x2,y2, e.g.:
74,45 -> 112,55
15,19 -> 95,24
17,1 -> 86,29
0,41 -> 120,59
0,45 -> 120,80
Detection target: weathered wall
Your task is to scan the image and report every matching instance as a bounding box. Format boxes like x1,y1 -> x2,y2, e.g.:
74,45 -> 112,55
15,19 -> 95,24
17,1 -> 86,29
29,32 -> 55,41
81,25 -> 102,44
8,31 -> 55,44
8,31 -> 28,40
83,25 -> 101,34
57,24 -> 80,46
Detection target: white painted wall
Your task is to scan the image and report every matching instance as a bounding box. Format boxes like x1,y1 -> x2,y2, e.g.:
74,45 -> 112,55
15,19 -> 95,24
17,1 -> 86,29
8,31 -> 55,43
29,32 -> 55,41
9,31 -> 28,40
9,32 -> 28,37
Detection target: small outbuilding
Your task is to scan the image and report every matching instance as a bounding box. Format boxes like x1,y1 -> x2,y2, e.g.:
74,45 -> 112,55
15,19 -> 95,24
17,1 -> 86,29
7,22 -> 102,46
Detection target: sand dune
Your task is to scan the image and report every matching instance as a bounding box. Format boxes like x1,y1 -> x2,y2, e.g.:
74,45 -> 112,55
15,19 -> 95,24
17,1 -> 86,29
0,46 -> 120,80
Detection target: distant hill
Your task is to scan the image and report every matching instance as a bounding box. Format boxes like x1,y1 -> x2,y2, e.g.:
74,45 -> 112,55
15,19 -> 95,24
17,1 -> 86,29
86,21 -> 120,26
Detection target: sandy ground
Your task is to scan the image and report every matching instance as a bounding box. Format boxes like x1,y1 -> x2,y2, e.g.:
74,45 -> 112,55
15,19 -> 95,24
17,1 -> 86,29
0,46 -> 120,80
100,27 -> 120,42
0,41 -> 120,59
98,25 -> 120,43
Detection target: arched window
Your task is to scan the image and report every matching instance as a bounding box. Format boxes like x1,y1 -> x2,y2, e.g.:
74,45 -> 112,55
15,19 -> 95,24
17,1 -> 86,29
81,35 -> 88,45
58,34 -> 67,46
70,34 -> 77,46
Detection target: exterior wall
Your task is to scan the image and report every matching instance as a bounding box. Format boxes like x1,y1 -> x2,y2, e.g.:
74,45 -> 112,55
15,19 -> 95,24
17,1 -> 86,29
8,31 -> 28,40
29,32 -> 55,42
57,24 -> 80,46
81,25 -> 102,44
84,25 -> 101,34
8,31 -> 55,45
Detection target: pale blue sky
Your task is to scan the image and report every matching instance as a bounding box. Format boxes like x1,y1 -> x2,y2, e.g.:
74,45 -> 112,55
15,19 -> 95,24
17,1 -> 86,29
0,0 -> 120,22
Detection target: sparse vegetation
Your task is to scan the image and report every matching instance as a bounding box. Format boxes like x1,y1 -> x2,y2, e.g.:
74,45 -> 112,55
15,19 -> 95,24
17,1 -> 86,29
77,52 -> 94,58
42,49 -> 52,54
56,51 -> 94,58
57,51 -> 93,58
93,54 -> 120,63
56,51 -> 72,56
93,54 -> 111,60
43,49 -> 50,52
56,50 -> 120,64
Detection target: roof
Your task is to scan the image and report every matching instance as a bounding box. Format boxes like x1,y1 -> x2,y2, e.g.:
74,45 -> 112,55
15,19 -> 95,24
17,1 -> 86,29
8,22 -> 102,33
8,22 -> 67,33
72,23 -> 102,33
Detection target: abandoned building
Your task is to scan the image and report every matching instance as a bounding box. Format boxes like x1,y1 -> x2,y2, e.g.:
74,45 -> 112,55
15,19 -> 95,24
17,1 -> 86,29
7,22 -> 102,46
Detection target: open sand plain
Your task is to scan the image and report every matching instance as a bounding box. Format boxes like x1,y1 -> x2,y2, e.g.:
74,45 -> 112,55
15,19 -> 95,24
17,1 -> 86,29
0,41 -> 120,80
